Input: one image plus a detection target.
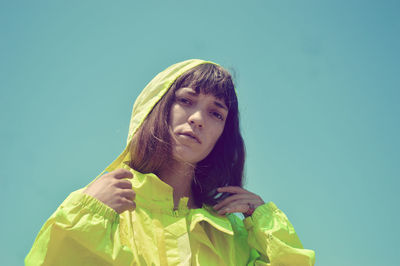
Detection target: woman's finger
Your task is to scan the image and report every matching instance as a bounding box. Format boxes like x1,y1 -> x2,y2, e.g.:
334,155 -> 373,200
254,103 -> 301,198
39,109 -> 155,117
217,199 -> 264,215
113,168 -> 134,179
217,186 -> 250,194
119,189 -> 136,201
114,180 -> 133,189
117,198 -> 136,213
213,193 -> 254,210
217,201 -> 251,215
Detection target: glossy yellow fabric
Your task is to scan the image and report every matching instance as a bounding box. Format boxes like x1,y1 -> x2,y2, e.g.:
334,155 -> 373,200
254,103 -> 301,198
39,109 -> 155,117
25,59 -> 315,265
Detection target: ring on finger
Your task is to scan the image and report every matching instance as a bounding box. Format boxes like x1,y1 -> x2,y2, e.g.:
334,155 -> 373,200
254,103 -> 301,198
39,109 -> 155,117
244,203 -> 256,217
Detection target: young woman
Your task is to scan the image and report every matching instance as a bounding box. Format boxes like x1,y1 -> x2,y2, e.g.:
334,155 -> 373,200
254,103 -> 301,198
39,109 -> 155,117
26,59 -> 315,265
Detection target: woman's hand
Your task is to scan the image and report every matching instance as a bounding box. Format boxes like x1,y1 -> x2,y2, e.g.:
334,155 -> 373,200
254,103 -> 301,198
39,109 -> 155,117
213,186 -> 265,217
83,168 -> 136,214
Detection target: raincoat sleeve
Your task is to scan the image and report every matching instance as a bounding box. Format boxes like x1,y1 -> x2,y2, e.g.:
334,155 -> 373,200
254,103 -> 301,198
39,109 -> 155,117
243,202 -> 315,266
25,189 -> 134,266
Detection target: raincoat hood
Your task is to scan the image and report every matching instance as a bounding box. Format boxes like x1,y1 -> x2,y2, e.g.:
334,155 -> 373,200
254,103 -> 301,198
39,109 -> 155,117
93,59 -> 221,181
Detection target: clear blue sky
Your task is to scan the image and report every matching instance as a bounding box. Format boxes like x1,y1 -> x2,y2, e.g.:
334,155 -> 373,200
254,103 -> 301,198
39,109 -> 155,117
1,1 -> 399,265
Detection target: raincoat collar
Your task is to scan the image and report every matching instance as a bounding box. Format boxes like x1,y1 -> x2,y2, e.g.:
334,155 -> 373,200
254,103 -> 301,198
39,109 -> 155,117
120,162 -> 234,236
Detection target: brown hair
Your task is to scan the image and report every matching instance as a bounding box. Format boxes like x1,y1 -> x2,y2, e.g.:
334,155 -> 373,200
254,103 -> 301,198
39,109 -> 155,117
129,63 -> 245,206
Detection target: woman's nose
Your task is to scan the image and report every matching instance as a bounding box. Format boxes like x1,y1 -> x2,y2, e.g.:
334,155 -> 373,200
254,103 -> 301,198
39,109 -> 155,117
188,111 -> 204,128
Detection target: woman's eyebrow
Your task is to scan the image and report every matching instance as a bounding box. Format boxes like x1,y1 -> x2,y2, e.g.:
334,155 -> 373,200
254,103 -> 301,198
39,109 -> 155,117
176,87 -> 197,96
187,91 -> 198,96
214,101 -> 228,111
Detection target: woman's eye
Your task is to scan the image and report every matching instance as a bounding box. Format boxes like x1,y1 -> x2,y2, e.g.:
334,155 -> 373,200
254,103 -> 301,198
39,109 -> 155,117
178,98 -> 191,105
212,111 -> 224,121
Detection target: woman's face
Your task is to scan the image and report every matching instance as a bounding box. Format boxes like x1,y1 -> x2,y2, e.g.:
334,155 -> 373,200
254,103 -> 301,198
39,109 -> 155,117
169,87 -> 228,164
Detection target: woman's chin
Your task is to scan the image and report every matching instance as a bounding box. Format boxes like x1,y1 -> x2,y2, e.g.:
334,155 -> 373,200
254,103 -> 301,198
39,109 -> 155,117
172,149 -> 203,165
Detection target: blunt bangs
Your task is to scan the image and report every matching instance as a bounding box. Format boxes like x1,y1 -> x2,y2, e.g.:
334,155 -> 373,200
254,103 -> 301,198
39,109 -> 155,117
172,63 -> 237,110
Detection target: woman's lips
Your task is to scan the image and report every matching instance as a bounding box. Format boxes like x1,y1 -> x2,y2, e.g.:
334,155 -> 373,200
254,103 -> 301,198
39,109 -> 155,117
178,132 -> 201,143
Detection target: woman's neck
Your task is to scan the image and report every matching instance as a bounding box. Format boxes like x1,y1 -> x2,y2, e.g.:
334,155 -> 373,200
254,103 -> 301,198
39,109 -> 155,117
158,160 -> 199,209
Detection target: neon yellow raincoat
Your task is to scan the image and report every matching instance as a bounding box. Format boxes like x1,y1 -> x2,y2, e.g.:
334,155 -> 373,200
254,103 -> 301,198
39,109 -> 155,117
25,59 -> 315,265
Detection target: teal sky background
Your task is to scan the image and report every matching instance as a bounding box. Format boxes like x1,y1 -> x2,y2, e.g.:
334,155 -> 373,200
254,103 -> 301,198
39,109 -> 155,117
1,1 -> 399,265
